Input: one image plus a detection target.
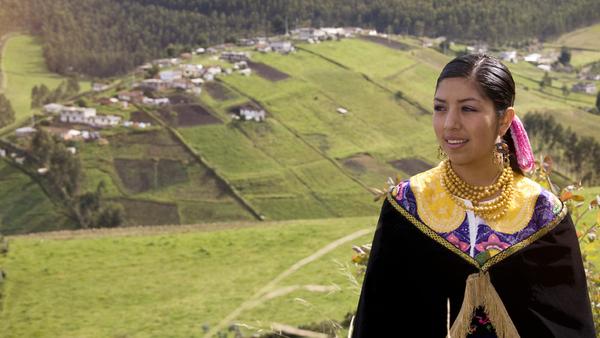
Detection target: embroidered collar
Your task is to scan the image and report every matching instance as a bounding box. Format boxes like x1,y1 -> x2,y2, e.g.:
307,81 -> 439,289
408,162 -> 560,234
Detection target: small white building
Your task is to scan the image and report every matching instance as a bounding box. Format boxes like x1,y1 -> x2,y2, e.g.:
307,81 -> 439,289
92,82 -> 110,92
239,106 -> 266,122
60,107 -> 97,123
159,70 -> 183,81
499,51 -> 518,63
181,64 -> 204,78
43,103 -> 64,114
0,149 -> 5,157
195,47 -> 206,54
220,51 -> 249,62
142,97 -> 170,106
524,53 -> 542,63
91,115 -> 121,127
141,79 -> 168,91
15,127 -> 37,137
239,68 -> 252,76
337,107 -> 348,114
270,41 -> 294,54
537,64 -> 552,72
66,147 -> 77,155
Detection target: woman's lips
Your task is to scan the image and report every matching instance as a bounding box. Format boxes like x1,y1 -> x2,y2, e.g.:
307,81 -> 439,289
445,139 -> 469,149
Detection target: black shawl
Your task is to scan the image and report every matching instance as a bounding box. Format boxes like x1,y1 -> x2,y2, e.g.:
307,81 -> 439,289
351,194 -> 596,338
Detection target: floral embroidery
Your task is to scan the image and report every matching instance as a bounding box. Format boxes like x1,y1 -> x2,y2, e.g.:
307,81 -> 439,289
475,234 -> 510,253
445,233 -> 470,252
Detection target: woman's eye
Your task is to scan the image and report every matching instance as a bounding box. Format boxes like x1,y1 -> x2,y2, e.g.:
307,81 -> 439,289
462,106 -> 477,112
433,105 -> 445,112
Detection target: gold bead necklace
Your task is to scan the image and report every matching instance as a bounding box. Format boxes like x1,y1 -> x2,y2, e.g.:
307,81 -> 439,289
441,159 -> 514,221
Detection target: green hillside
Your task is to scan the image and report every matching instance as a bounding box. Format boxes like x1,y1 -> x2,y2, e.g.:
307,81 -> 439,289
0,34 -> 91,132
0,216 -> 376,337
1,27 -> 600,232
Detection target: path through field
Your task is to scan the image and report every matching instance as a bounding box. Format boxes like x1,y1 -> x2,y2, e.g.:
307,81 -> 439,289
204,227 -> 374,337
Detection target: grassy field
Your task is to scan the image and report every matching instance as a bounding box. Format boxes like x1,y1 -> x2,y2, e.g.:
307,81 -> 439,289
0,161 -> 74,234
552,22 -> 600,51
0,216 -> 377,337
0,34 -> 90,131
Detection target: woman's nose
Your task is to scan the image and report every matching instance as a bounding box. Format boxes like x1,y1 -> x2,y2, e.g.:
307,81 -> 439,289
444,107 -> 461,130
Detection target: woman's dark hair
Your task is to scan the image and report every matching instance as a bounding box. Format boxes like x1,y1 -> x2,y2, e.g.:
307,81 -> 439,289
435,54 -> 522,175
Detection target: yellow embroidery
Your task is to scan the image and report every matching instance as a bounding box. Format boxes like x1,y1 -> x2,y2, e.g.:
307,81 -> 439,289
410,162 -> 542,234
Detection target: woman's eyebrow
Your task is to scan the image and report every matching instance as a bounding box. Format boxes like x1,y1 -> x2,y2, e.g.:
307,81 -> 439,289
434,97 -> 480,103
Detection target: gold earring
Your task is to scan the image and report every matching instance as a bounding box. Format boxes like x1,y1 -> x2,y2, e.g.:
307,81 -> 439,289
494,142 -> 509,168
438,146 -> 447,160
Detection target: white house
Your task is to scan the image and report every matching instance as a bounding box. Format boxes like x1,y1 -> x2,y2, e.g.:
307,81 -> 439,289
270,41 -> 294,54
337,107 -> 348,114
43,103 -> 64,114
239,106 -> 266,122
195,47 -> 206,54
524,53 -> 542,63
181,64 -> 204,78
0,149 -> 5,157
537,64 -> 552,72
159,70 -> 183,81
220,51 -> 249,62
92,82 -> 110,92
60,107 -> 97,124
91,115 -> 121,127
499,51 -> 518,63
141,79 -> 168,91
142,97 -> 170,106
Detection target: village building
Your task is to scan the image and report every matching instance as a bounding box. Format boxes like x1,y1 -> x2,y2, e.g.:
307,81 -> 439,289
499,51 -> 518,63
291,28 -> 327,41
142,97 -> 170,106
195,47 -> 206,54
237,38 -> 256,46
524,53 -> 542,63
118,91 -> 144,103
43,103 -> 64,114
180,64 -> 204,78
237,105 -> 266,122
255,42 -> 272,53
270,41 -> 295,54
0,149 -> 5,157
159,70 -> 183,81
15,127 -> 37,137
60,107 -> 97,123
572,82 -> 597,94
59,107 -> 121,128
140,79 -> 168,91
233,61 -> 248,70
92,82 -> 110,92
220,51 -> 250,62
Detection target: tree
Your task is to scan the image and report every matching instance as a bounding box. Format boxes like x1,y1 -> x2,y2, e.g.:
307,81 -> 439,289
559,46 -> 571,65
562,84 -> 570,96
540,72 -> 552,90
596,91 -> 600,112
66,77 -> 80,94
0,94 -> 15,127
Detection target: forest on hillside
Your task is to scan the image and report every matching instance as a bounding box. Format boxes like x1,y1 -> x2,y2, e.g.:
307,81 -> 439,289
1,0 -> 600,77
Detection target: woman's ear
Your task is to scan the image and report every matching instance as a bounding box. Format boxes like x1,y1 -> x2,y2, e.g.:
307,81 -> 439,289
499,107 -> 515,136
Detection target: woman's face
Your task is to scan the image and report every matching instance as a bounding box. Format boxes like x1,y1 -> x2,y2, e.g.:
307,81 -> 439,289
433,77 -> 503,168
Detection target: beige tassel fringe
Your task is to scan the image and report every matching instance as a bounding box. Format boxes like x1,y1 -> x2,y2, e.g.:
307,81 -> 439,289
449,272 -> 520,338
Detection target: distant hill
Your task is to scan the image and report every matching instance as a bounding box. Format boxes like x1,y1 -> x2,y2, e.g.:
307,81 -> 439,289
1,0 -> 600,76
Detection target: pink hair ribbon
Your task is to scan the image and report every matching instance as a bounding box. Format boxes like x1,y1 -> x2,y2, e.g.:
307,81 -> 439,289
510,115 -> 535,173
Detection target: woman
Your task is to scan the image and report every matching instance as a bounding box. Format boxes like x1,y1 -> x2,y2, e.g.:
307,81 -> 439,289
351,54 -> 595,337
